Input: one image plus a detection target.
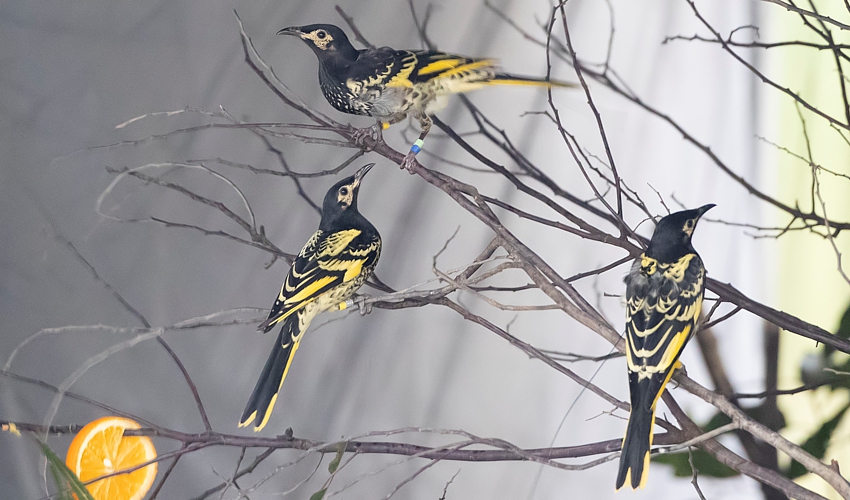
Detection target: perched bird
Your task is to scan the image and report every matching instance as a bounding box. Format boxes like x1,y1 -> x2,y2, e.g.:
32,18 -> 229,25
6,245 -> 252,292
616,204 -> 715,490
277,23 -> 575,171
239,164 -> 382,431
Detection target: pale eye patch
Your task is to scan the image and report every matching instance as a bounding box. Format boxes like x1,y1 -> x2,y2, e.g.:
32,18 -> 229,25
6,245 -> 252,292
337,184 -> 354,207
303,30 -> 334,50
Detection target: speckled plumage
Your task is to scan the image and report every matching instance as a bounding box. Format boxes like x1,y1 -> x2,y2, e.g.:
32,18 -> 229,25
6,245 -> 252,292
278,24 -> 575,170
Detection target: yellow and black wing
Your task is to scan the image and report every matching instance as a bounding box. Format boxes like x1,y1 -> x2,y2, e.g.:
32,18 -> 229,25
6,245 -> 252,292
240,228 -> 380,431
616,252 -> 705,489
407,52 -> 495,84
350,48 -> 493,88
625,253 -> 705,386
405,51 -> 573,88
257,228 -> 379,333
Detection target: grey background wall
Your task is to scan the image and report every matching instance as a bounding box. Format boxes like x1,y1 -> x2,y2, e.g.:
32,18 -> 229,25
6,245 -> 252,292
1,0 -> 772,498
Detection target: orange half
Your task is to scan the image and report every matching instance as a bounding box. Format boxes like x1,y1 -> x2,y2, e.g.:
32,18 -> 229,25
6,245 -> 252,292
65,416 -> 158,500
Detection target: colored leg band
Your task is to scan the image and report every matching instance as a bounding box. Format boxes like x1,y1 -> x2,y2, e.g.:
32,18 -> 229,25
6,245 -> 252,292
410,139 -> 425,154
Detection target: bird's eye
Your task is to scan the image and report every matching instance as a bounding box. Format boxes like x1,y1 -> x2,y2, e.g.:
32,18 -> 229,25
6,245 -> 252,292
339,186 -> 349,196
684,219 -> 695,230
316,30 -> 326,39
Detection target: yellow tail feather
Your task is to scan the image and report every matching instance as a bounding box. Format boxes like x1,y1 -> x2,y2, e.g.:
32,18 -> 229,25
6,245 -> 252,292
486,78 -> 577,88
252,339 -> 301,432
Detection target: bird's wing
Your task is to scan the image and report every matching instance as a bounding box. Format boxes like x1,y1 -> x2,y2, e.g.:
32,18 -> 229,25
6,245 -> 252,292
258,229 -> 379,332
625,253 -> 705,399
352,48 -> 495,87
348,47 -> 418,88
406,51 -> 496,84
340,47 -> 416,116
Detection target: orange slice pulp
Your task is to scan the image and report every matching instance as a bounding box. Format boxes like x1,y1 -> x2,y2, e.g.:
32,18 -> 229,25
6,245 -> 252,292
65,416 -> 158,500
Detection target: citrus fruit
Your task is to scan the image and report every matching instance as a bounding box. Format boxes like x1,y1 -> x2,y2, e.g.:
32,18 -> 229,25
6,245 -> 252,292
65,416 -> 158,500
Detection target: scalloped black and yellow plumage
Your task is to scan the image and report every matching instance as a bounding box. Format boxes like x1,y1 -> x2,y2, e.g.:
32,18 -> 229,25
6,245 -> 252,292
239,164 -> 381,431
277,23 -> 575,169
616,204 -> 714,490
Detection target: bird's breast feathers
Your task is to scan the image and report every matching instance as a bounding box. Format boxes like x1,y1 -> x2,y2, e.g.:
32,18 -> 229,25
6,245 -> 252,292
344,81 -> 410,118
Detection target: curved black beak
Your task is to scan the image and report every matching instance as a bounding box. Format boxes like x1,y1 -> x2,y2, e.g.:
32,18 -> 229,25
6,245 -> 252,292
696,204 -> 716,218
276,26 -> 302,36
354,163 -> 375,184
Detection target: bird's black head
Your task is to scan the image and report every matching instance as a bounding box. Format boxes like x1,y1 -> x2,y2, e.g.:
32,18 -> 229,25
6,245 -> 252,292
645,204 -> 715,262
320,163 -> 374,228
277,24 -> 358,61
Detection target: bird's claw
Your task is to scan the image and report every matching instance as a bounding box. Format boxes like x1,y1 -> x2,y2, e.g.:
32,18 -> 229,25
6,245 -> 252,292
354,294 -> 373,316
352,124 -> 382,148
401,152 -> 419,174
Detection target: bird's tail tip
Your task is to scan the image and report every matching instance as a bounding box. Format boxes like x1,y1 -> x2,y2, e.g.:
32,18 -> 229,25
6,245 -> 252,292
615,456 -> 650,491
615,408 -> 654,490
239,392 -> 279,432
240,321 -> 299,433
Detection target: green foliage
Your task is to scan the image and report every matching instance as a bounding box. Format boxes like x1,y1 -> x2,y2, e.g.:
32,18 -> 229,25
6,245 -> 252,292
309,488 -> 327,500
702,411 -> 733,432
38,441 -> 95,500
829,301 -> 850,353
784,300 -> 850,479
786,402 -> 850,479
821,300 -> 850,377
652,448 -> 738,478
311,442 -> 347,500
824,352 -> 850,392
328,441 -> 346,473
653,412 -> 737,478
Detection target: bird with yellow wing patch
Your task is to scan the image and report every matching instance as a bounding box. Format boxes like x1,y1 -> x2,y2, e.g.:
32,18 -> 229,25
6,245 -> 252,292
277,23 -> 576,172
239,164 -> 381,431
616,204 -> 714,490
